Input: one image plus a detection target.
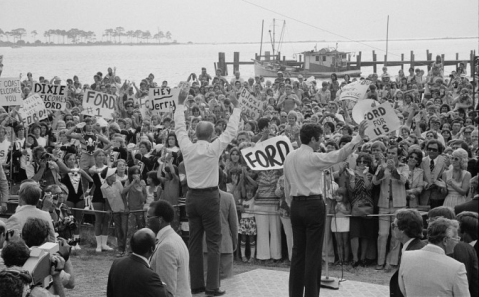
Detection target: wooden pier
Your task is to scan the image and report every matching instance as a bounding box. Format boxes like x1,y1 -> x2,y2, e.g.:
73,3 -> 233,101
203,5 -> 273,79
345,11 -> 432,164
215,50 -> 476,77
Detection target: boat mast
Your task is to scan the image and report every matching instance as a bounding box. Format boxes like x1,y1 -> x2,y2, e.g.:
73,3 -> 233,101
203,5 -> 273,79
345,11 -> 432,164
273,18 -> 276,58
259,20 -> 264,60
385,15 -> 389,66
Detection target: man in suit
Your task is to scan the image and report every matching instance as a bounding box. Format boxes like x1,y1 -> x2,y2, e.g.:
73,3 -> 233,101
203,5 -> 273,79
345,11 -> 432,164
389,209 -> 426,297
454,211 -> 478,296
6,181 -> 55,242
107,228 -> 170,297
147,200 -> 191,297
204,190 -> 238,279
420,140 -> 447,209
399,218 -> 470,297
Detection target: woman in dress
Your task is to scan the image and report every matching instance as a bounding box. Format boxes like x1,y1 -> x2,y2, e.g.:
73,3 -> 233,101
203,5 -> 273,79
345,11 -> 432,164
62,153 -> 93,249
88,149 -> 113,252
348,152 -> 376,268
405,149 -> 425,208
442,148 -> 471,208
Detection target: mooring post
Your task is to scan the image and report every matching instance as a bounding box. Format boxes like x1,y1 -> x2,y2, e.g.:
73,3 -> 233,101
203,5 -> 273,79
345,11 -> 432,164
218,52 -> 227,76
427,51 -> 432,72
233,52 -> 240,73
372,50 -> 377,73
357,51 -> 362,69
401,53 -> 404,71
410,51 -> 415,69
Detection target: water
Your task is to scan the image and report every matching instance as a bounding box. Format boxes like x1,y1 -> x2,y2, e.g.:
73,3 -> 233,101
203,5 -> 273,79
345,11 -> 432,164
0,38 -> 476,84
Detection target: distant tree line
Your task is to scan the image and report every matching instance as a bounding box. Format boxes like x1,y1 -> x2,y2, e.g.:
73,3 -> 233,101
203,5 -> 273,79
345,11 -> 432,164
0,27 -> 174,45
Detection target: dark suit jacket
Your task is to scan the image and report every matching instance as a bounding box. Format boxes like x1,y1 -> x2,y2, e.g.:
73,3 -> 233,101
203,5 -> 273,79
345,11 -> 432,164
390,238 -> 426,297
452,241 -> 479,297
454,197 -> 479,214
107,254 -> 170,297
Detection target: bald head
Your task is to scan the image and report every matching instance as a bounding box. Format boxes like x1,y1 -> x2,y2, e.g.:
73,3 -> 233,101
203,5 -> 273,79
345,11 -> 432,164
196,121 -> 214,141
130,228 -> 156,257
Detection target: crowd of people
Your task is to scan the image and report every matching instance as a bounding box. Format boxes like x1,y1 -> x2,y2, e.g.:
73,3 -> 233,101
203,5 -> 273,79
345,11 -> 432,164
0,55 -> 478,296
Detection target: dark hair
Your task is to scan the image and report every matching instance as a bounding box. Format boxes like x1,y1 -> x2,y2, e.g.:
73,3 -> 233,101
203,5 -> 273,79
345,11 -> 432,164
299,124 -> 322,145
1,239 -> 31,267
323,122 -> 335,133
456,211 -> 478,241
257,118 -> 270,132
356,152 -> 372,166
146,171 -> 161,186
428,206 -> 455,220
425,139 -> 444,154
18,182 -> 42,205
130,230 -> 155,256
127,166 -> 141,183
396,209 -> 424,239
165,133 -> 179,148
22,218 -> 50,247
325,141 -> 338,150
387,144 -> 403,158
151,200 -> 175,223
407,149 -> 423,167
338,135 -> 352,147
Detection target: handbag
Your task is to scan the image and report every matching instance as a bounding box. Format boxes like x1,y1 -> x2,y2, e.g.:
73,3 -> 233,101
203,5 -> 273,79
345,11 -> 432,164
351,199 -> 374,217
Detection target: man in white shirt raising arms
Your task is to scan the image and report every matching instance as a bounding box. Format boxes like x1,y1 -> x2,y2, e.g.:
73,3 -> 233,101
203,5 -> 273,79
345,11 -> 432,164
174,89 -> 240,297
284,120 -> 367,297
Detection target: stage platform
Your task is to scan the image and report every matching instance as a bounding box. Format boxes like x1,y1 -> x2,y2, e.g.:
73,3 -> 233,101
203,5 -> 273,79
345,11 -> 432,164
195,268 -> 389,296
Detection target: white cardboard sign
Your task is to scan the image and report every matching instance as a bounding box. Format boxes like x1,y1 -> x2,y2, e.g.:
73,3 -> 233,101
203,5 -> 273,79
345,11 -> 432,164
339,80 -> 372,102
0,77 -> 22,106
363,101 -> 401,139
82,90 -> 117,119
147,87 -> 179,114
33,83 -> 68,110
20,94 -> 48,126
241,136 -> 293,171
238,87 -> 263,120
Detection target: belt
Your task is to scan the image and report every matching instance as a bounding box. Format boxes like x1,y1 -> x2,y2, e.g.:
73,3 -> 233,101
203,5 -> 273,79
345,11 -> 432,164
188,186 -> 218,192
293,194 -> 323,201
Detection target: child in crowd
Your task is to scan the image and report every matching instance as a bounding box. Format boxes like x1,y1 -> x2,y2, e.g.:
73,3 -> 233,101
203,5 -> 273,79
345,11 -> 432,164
145,171 -> 161,211
123,165 -> 146,230
331,188 -> 351,265
239,183 -> 257,263
158,153 -> 180,231
100,167 -> 128,257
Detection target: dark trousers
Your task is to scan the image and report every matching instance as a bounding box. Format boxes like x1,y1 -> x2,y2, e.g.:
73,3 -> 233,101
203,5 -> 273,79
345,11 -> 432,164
112,213 -> 128,252
430,199 -> 445,209
186,189 -> 222,291
289,197 -> 326,297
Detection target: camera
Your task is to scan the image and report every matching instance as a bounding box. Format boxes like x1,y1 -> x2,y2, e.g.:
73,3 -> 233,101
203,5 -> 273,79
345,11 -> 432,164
40,152 -> 51,161
54,215 -> 78,232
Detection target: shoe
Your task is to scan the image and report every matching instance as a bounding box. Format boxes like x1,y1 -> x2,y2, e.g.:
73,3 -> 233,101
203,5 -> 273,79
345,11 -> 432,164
375,264 -> 385,270
360,259 -> 368,267
205,288 -> 226,296
95,236 -> 102,253
74,243 -> 81,250
242,256 -> 248,263
352,261 -> 360,268
101,235 -> 114,251
384,264 -> 392,273
191,287 -> 206,295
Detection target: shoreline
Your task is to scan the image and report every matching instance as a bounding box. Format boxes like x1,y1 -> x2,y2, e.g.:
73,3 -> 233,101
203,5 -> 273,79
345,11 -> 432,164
0,36 -> 477,48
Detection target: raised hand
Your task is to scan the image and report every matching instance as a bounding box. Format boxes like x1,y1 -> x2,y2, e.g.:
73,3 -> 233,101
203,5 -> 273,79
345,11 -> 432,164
229,92 -> 239,108
358,120 -> 368,139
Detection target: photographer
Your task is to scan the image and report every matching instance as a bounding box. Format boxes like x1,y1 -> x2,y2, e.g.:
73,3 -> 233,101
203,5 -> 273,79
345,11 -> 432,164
1,238 -> 65,297
41,185 -> 78,245
31,146 -> 69,187
22,218 -> 74,293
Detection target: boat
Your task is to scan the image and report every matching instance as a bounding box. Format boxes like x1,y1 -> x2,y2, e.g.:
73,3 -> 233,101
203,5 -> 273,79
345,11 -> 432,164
253,20 -> 361,78
254,48 -> 361,78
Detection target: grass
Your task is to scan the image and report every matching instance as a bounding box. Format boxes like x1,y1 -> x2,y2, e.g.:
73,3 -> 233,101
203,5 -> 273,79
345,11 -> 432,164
68,245 -> 393,297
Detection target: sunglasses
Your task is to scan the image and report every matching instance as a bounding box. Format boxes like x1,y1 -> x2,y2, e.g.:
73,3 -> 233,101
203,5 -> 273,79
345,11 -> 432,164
427,148 -> 438,152
452,157 -> 461,161
408,156 -> 419,161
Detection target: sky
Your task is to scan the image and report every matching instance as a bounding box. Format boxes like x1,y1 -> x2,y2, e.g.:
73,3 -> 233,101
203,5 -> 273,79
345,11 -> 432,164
0,0 -> 478,44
